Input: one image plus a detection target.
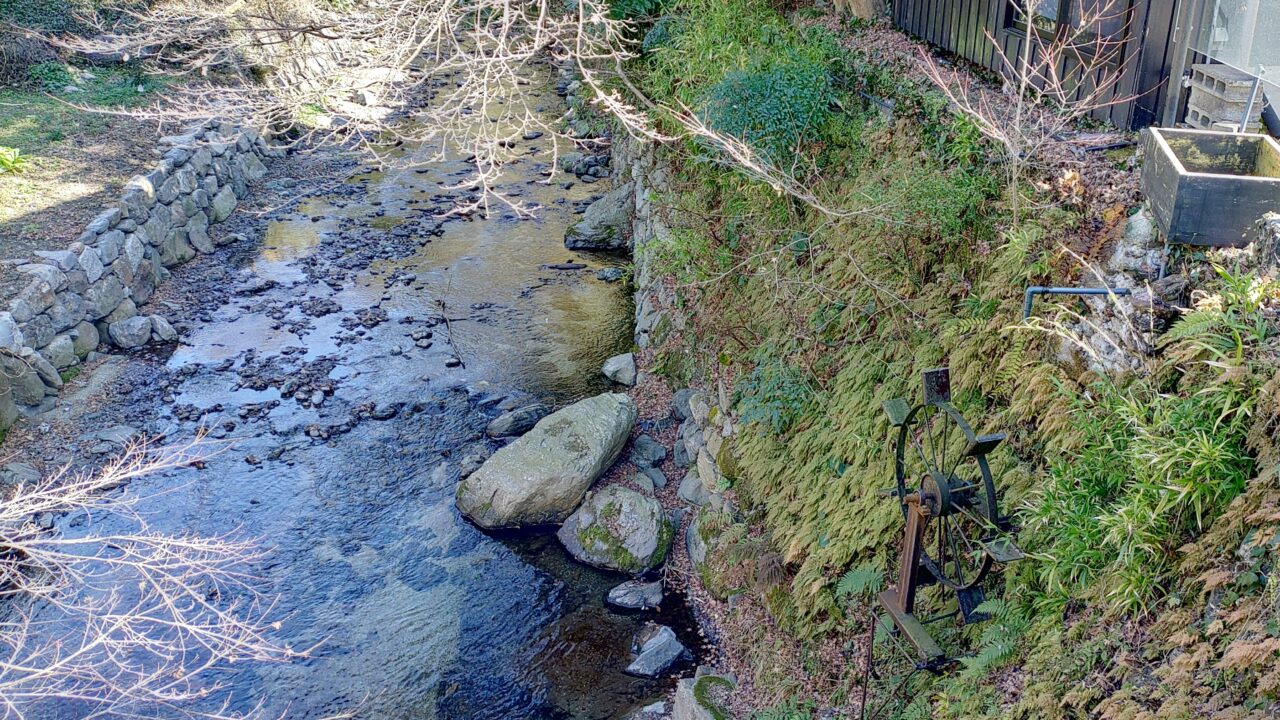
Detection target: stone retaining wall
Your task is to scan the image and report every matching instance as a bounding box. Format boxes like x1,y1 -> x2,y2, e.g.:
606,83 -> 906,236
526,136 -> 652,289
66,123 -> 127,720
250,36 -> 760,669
0,119 -> 284,429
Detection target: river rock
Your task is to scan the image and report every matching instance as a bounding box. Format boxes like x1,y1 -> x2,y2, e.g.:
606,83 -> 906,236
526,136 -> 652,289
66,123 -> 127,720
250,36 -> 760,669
677,468 -> 710,507
607,579 -> 663,610
639,465 -> 667,489
107,316 -> 153,348
673,388 -> 699,421
17,263 -> 67,291
35,250 -> 79,272
686,512 -> 709,566
602,352 -> 636,386
149,315 -> 178,342
104,298 -> 138,324
456,393 -> 636,528
623,702 -> 666,720
0,312 -> 23,352
557,484 -> 673,573
631,471 -> 655,495
673,674 -> 735,720
485,403 -> 550,437
564,181 -> 634,251
0,461 -> 41,490
17,346 -> 60,388
625,623 -> 688,678
42,334 -> 76,370
71,321 -> 99,358
629,434 -> 666,468
211,186 -> 237,222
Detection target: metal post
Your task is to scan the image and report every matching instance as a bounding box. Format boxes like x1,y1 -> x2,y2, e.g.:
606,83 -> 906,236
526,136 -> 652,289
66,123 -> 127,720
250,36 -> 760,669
1240,67 -> 1264,134
897,494 -> 926,615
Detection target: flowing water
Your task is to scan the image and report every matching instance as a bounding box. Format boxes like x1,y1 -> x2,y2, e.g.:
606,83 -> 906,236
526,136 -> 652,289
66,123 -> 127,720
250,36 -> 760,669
35,85 -> 697,719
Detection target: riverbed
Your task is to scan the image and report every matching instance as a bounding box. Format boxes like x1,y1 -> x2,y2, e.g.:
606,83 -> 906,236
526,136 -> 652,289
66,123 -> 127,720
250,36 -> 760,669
24,81 -> 699,719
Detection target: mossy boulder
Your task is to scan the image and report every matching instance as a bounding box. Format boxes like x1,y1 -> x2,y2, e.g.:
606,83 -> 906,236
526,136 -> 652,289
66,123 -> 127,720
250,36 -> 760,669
673,673 -> 735,720
564,181 -> 634,251
456,393 -> 636,529
558,484 -> 674,573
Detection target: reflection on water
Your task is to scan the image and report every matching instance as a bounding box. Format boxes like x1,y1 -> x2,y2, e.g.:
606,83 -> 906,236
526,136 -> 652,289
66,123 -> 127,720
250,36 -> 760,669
29,80 -> 687,720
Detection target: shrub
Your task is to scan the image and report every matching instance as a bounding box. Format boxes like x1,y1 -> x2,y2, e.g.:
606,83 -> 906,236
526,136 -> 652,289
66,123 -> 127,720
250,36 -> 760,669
27,61 -> 73,91
1024,377 -> 1256,614
608,0 -> 667,19
735,354 -> 814,435
0,146 -> 31,174
0,0 -> 92,32
642,14 -> 682,53
0,31 -> 58,88
702,53 -> 833,163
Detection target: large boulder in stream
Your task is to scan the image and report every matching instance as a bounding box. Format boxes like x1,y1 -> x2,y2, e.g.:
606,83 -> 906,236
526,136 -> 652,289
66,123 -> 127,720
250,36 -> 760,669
558,484 -> 673,573
456,392 -> 636,529
564,182 -> 634,251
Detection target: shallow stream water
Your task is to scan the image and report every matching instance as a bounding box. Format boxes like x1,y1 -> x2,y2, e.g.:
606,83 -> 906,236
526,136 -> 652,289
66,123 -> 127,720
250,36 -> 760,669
36,86 -> 697,719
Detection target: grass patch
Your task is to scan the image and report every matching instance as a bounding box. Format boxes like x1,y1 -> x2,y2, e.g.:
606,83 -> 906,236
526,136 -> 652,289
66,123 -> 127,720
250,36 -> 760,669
0,68 -> 170,159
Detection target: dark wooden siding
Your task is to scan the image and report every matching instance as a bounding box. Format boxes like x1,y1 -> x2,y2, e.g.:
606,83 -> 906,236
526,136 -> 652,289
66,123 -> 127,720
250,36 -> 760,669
892,0 -> 1181,130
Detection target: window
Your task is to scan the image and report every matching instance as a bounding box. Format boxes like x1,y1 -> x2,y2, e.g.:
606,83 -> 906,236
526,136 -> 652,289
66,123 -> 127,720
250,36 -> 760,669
1008,0 -> 1130,41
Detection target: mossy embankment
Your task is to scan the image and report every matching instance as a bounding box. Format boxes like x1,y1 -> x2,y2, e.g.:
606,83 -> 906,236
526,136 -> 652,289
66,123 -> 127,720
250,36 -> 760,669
619,0 -> 1280,717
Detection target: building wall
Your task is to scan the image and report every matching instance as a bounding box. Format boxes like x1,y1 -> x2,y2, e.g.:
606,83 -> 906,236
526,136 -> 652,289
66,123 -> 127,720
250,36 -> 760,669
892,0 -> 1182,130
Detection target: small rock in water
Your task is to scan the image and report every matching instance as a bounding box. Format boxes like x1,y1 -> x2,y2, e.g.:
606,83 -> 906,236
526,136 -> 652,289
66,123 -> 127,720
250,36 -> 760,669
486,404 -> 550,438
625,623 -> 688,678
625,701 -> 666,719
558,484 -> 672,572
607,579 -> 663,610
602,352 -> 636,386
596,267 -> 624,282
82,424 -> 140,452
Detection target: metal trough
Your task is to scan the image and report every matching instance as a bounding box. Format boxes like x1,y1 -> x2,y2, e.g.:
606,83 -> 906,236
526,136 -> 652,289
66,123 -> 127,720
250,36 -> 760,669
1142,128 -> 1280,247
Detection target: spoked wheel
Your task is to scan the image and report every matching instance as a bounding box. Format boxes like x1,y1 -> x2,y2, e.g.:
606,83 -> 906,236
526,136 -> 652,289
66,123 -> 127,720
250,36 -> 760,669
894,400 -> 1000,590
857,612 -> 934,720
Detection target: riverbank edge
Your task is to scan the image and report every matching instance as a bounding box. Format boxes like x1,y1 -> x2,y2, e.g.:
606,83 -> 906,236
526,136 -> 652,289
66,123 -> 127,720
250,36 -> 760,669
0,119 -> 287,431
609,132 -> 752,719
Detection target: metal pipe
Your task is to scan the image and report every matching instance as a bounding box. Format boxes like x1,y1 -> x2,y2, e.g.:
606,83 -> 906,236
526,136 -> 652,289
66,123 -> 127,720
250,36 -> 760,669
1240,69 -> 1264,134
1022,286 -> 1133,320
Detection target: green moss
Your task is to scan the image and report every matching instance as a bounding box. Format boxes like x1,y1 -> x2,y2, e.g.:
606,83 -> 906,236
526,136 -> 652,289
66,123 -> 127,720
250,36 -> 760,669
714,434 -> 740,482
693,675 -> 735,720
651,516 -> 674,566
58,366 -> 81,384
578,518 -> 644,572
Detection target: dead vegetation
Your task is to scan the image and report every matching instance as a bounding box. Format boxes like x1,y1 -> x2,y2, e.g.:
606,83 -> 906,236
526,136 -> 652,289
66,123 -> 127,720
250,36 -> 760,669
0,439 -> 303,718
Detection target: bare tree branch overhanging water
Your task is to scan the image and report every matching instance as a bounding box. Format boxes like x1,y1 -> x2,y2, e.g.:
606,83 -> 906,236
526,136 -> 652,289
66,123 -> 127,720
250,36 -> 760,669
30,0 -> 855,218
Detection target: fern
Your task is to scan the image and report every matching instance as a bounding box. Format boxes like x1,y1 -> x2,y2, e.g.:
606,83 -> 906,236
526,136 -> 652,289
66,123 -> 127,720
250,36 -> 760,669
956,598 -> 1029,683
835,561 -> 884,601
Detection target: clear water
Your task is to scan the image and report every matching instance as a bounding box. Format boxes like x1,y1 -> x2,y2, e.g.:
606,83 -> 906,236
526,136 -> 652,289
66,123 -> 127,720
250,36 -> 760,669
34,87 -> 695,719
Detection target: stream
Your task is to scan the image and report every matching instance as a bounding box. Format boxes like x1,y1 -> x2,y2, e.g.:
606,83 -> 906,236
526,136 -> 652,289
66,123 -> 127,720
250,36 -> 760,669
31,80 -> 699,719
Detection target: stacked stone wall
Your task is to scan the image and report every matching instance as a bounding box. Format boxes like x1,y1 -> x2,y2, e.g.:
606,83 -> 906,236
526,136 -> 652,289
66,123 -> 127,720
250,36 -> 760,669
0,120 -> 284,429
